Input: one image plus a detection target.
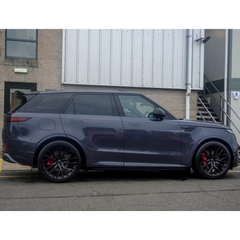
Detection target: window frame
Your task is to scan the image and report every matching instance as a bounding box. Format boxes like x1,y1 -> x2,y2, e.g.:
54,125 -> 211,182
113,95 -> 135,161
5,29 -> 38,59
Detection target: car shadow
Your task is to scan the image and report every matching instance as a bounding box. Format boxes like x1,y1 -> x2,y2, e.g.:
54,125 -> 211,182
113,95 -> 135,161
3,169 -> 238,184
72,170 -> 198,182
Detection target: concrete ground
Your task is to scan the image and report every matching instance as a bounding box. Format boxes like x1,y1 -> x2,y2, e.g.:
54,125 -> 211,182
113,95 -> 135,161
0,159 -> 33,171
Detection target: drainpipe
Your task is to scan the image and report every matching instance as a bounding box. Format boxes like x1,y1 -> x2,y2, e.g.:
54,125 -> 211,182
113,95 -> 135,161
186,29 -> 193,119
224,29 -> 228,125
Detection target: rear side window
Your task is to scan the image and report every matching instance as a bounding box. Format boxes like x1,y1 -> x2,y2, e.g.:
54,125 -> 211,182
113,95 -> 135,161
17,93 -> 74,113
37,96 -> 63,109
64,94 -> 114,116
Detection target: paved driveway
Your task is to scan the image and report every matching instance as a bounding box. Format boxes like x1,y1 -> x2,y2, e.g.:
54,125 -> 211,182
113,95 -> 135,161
0,158 -> 240,211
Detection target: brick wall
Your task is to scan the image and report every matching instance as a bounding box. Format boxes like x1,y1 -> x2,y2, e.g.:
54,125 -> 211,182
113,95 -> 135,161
0,29 -> 63,151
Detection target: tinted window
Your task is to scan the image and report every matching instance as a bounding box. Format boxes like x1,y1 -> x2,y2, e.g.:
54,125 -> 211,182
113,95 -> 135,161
118,95 -> 173,120
64,94 -> 113,116
118,95 -> 155,118
18,93 -> 74,113
37,96 -> 63,109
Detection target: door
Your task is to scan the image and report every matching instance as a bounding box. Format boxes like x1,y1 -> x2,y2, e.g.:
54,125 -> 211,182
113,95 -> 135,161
4,82 -> 37,113
115,94 -> 182,168
60,93 -> 124,168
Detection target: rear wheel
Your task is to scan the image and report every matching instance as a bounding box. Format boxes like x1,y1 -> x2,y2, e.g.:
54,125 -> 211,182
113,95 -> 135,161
194,141 -> 231,179
37,141 -> 81,183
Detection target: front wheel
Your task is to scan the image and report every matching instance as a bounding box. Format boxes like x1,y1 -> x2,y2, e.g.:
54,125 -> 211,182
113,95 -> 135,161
194,141 -> 231,179
37,141 -> 81,183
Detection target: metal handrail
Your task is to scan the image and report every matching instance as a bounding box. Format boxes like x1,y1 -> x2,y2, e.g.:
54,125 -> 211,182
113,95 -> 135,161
204,85 -> 225,119
197,95 -> 217,123
204,75 -> 240,134
197,109 -> 206,121
205,75 -> 240,122
204,85 -> 240,134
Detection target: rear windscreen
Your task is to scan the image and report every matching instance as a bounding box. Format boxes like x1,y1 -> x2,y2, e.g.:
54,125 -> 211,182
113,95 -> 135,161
17,93 -> 74,113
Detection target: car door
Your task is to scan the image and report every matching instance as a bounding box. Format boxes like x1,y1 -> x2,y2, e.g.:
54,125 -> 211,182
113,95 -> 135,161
60,93 -> 124,168
114,93 -> 182,168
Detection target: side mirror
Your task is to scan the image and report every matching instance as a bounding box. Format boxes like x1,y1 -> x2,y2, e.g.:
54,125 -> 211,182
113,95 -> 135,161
153,108 -> 165,118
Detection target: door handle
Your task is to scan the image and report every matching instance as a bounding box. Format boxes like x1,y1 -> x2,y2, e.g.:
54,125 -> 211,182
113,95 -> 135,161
71,120 -> 85,123
128,123 -> 141,126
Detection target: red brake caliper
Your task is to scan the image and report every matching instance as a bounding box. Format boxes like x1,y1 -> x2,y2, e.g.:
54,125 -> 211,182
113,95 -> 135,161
201,152 -> 209,170
47,156 -> 54,168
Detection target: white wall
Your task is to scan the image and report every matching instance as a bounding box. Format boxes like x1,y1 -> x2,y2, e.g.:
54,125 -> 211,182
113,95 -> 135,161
62,29 -> 204,90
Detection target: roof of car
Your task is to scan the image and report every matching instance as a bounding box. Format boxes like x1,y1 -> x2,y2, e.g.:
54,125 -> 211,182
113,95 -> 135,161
36,90 -> 142,95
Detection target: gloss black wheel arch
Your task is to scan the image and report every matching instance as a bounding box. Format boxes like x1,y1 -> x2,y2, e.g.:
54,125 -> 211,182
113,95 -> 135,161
37,141 -> 81,183
194,141 -> 231,179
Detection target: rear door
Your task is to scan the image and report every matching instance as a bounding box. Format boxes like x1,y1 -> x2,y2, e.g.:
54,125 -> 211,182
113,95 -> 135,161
60,93 -> 124,168
114,93 -> 182,168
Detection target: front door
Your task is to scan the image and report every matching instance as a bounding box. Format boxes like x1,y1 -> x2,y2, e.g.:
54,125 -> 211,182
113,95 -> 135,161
115,94 -> 182,168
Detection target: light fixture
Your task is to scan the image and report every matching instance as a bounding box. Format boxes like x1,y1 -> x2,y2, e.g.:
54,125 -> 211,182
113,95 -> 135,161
14,68 -> 28,73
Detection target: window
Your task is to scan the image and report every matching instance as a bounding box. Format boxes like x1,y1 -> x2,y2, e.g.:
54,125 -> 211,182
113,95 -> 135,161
37,96 -> 64,110
4,82 -> 37,113
118,95 -> 174,119
5,29 -> 38,59
118,95 -> 155,118
64,94 -> 114,116
18,93 -> 74,113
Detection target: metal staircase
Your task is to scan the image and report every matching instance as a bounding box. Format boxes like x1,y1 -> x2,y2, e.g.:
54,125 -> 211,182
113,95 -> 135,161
202,75 -> 240,153
197,92 -> 222,124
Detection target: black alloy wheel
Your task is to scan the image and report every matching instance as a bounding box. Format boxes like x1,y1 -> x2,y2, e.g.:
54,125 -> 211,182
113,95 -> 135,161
37,141 -> 81,183
194,141 -> 231,179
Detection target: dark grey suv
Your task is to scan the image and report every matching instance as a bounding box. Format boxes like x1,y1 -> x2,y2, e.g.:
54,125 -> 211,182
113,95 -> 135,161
2,90 -> 239,182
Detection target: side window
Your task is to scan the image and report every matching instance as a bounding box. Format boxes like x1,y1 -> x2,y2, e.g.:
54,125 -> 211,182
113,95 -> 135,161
18,93 -> 74,113
118,95 -> 155,118
37,96 -> 63,110
64,94 -> 114,116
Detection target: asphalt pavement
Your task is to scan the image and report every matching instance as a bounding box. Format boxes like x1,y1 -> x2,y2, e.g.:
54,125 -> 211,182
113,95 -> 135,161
0,158 -> 240,211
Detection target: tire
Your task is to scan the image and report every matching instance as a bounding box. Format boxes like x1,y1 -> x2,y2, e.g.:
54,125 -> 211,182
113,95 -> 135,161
194,141 -> 231,179
37,141 -> 81,183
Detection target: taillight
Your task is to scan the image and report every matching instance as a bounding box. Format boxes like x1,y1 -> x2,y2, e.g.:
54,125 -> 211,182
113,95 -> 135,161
5,117 -> 30,122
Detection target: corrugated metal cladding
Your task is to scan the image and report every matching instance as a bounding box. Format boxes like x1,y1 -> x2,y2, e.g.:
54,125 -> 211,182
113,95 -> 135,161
62,29 -> 204,89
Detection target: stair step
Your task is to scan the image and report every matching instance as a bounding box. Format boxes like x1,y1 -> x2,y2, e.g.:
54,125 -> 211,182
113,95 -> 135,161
197,115 -> 217,119
197,94 -> 223,124
198,110 -> 214,113
197,113 -> 217,116
197,98 -> 208,102
197,118 -> 222,124
197,107 -> 213,111
197,104 -> 211,107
